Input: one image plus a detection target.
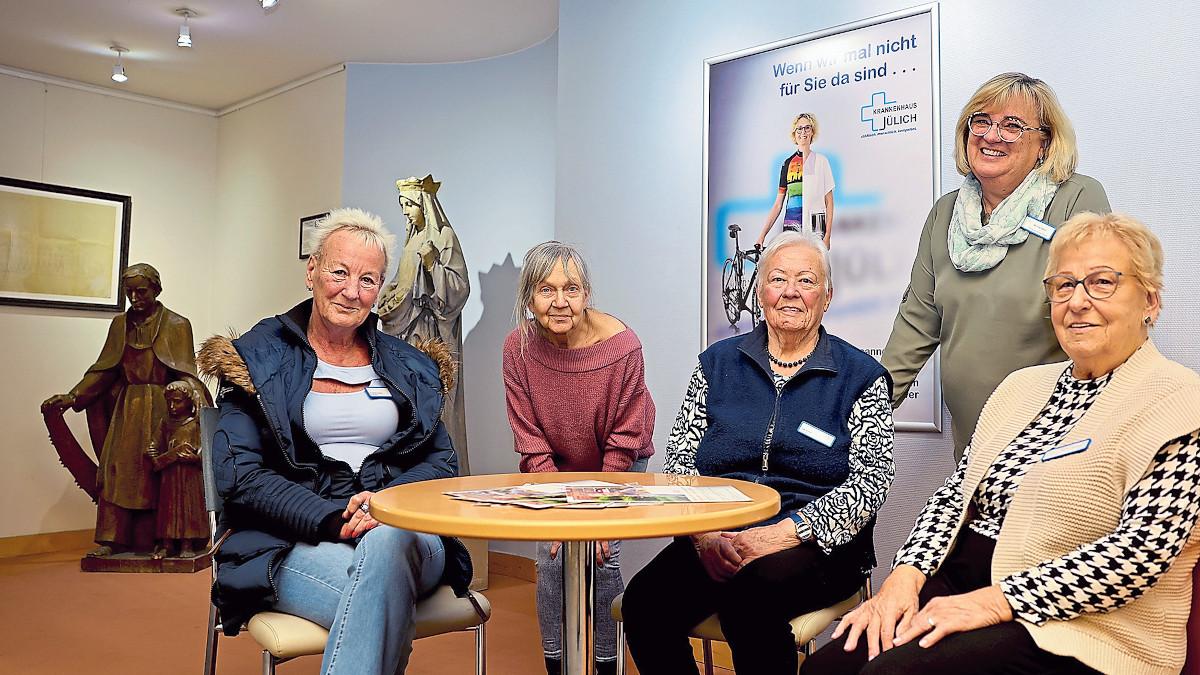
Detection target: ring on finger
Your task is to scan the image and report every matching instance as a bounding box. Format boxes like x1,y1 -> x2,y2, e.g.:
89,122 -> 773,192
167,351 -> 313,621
927,616 -> 936,627
359,502 -> 370,513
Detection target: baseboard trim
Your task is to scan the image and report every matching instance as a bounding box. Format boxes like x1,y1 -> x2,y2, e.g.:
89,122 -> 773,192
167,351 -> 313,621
489,550 -> 536,583
4,532 -> 543,588
0,529 -> 93,559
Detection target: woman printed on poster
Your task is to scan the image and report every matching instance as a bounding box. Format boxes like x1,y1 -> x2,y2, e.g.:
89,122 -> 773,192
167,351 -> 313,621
757,113 -> 836,249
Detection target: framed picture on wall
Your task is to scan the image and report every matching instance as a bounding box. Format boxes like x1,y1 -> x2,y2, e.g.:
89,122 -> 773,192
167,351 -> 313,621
0,176 -> 132,312
702,4 -> 942,430
298,212 -> 328,259
294,211 -> 326,258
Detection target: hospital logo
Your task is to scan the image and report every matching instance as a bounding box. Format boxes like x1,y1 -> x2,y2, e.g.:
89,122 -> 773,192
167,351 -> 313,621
860,91 -> 918,137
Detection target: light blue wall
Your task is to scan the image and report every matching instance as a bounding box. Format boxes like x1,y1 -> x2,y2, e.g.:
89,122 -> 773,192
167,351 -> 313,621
556,0 -> 1200,583
343,38 -> 558,557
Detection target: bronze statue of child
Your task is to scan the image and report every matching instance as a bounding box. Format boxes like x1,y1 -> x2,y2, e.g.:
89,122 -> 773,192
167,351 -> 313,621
146,380 -> 208,559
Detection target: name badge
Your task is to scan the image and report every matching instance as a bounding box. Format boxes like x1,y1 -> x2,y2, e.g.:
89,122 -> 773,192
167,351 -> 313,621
1042,438 -> 1090,462
365,386 -> 391,399
1021,215 -> 1056,241
798,421 -> 835,447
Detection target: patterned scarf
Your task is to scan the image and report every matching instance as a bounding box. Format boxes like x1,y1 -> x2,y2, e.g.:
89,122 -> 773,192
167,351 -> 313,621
947,170 -> 1058,272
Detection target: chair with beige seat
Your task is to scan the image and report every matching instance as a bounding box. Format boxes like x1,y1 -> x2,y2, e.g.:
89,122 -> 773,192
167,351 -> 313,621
198,407 -> 491,675
610,581 -> 869,675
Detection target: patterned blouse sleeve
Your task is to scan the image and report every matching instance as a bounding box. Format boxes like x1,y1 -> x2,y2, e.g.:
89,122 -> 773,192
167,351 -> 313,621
663,364 -> 707,476
1000,429 -> 1200,624
892,444 -> 973,574
799,376 -> 895,553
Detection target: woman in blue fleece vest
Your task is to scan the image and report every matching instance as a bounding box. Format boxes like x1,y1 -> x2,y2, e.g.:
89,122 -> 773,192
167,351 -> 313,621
623,231 -> 895,675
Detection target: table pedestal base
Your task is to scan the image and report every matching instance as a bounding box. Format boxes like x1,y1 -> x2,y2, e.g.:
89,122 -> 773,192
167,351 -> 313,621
562,540 -> 596,675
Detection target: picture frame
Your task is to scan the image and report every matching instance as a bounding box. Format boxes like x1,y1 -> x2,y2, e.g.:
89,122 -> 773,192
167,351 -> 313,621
701,4 -> 942,430
0,176 -> 132,312
298,212 -> 329,259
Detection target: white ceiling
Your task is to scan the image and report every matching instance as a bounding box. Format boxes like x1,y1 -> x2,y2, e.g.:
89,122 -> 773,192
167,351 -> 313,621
0,0 -> 558,111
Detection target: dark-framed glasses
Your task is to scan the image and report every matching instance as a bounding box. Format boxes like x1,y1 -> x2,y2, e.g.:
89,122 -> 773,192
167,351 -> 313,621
1042,270 -> 1124,303
968,112 -> 1046,143
321,267 -> 380,291
793,125 -> 814,135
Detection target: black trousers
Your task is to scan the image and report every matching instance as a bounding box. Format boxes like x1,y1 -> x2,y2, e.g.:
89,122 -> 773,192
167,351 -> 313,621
800,531 -> 1100,675
623,532 -> 868,675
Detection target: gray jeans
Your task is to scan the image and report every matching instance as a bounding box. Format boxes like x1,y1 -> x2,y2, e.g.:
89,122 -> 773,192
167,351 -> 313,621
535,456 -> 648,662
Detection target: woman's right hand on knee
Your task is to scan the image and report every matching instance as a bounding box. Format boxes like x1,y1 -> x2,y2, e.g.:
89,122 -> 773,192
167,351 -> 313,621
831,564 -> 925,660
691,532 -> 741,582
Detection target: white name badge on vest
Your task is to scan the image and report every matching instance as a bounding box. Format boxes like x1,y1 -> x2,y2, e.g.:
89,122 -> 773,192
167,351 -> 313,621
797,421 -> 835,447
1021,215 -> 1056,241
365,386 -> 391,399
1041,438 -> 1090,462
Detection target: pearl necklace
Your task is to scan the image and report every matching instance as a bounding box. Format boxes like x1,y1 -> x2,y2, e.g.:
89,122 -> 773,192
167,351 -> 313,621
767,351 -> 809,369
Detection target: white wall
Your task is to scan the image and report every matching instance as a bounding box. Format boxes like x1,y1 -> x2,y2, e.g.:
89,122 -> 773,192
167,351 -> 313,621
555,0 -> 1200,580
341,38 -> 558,558
0,73 -> 218,538
214,71 -> 347,335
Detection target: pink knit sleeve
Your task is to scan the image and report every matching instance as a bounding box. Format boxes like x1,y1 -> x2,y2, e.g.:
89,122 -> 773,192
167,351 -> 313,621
602,350 -> 655,472
502,336 -> 558,473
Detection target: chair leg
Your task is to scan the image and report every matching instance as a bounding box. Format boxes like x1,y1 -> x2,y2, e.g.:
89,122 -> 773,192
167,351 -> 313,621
475,624 -> 486,675
614,619 -> 626,675
702,639 -> 714,675
261,650 -> 276,675
203,605 -> 220,675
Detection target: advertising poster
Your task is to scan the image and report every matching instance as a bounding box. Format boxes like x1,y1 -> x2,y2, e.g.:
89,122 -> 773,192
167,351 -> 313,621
703,4 -> 942,430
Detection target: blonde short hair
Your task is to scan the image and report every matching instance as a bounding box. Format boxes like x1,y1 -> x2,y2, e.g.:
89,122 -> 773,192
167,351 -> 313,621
954,73 -> 1078,183
1047,212 -> 1164,303
791,113 -> 819,143
309,207 -> 396,274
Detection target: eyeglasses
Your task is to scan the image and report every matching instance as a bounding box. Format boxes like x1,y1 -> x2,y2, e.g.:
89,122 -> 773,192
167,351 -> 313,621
968,112 -> 1046,143
1042,270 -> 1124,303
793,125 -> 814,135
321,267 -> 381,291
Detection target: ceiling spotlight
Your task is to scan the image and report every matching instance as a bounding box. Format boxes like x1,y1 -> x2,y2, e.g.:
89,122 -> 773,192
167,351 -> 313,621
260,0 -> 278,8
110,45 -> 128,83
176,9 -> 195,48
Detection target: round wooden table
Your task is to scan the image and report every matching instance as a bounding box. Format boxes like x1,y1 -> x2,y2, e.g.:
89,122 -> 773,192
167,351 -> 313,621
371,472 -> 780,675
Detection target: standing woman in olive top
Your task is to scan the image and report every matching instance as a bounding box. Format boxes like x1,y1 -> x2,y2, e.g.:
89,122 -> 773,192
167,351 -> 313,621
502,241 -> 656,675
881,73 -> 1111,460
757,113 -> 836,249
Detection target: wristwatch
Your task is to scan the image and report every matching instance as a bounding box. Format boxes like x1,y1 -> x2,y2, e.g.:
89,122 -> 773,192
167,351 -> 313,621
788,512 -> 813,542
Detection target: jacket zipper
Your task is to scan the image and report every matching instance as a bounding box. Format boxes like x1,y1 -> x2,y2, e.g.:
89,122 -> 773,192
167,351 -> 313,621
367,340 -> 441,458
266,547 -> 287,600
759,380 -> 786,480
256,393 -> 317,477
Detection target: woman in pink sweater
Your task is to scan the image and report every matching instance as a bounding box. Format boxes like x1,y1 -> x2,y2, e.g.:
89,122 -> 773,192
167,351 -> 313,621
503,241 -> 656,675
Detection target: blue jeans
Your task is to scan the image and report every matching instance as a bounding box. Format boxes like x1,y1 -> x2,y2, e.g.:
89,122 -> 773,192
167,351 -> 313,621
535,456 -> 648,663
273,526 -> 445,675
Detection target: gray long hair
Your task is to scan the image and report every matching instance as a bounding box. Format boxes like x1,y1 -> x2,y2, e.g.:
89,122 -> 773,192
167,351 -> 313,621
513,241 -> 593,348
755,231 -> 833,297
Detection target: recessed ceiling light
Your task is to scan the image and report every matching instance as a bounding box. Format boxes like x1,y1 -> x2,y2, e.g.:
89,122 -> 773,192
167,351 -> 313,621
261,0 -> 278,9
110,45 -> 128,83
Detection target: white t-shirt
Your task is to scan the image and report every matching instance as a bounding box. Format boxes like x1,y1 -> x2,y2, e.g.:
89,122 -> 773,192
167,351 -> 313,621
802,151 -> 834,234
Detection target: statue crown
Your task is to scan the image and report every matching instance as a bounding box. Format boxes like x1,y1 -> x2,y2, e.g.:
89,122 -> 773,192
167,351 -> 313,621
395,174 -> 440,195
